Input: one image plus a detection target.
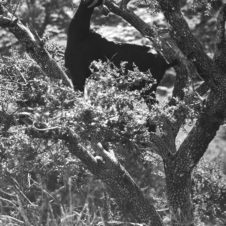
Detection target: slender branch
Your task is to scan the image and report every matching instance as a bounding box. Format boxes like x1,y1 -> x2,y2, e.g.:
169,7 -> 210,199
214,4 -> 226,73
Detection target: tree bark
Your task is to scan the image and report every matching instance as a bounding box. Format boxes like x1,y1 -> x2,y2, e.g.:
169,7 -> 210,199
165,163 -> 193,226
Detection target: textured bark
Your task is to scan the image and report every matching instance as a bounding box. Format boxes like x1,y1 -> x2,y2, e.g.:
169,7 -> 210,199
165,163 -> 193,226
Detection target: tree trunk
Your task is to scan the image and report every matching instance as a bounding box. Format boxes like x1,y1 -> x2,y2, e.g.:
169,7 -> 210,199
65,131 -> 165,226
165,161 -> 194,226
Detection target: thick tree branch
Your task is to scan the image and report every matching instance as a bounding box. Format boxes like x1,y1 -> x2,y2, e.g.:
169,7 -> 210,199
158,0 -> 226,96
105,0 -> 176,62
176,91 -> 226,171
0,4 -> 73,89
28,127 -> 163,226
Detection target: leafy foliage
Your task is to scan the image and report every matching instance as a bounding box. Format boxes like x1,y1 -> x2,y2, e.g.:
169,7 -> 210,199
193,159 -> 226,226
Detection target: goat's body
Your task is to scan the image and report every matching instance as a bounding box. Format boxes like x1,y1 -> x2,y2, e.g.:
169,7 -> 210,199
65,1 -> 174,91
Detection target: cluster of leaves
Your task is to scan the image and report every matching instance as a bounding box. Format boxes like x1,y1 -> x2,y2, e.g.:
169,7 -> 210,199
193,158 -> 226,226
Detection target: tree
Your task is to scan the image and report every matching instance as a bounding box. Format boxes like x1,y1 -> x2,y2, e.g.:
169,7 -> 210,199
0,0 -> 226,225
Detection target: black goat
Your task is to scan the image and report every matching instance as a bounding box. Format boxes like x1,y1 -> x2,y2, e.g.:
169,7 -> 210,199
65,0 -> 176,91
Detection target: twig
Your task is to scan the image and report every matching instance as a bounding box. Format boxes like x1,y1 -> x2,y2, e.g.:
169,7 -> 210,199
0,215 -> 24,224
